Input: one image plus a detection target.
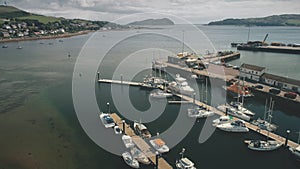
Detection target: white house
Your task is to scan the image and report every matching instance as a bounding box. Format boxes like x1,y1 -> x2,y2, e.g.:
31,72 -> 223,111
240,63 -> 265,82
262,73 -> 300,93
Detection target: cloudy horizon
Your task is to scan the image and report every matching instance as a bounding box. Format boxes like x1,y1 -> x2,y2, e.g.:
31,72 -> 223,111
3,0 -> 300,24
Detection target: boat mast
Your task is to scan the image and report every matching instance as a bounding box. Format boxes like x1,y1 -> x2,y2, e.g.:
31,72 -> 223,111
182,30 -> 185,54
247,25 -> 251,42
241,76 -> 245,106
263,98 -> 268,121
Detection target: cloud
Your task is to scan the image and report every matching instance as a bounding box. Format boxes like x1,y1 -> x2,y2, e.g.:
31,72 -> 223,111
8,0 -> 300,23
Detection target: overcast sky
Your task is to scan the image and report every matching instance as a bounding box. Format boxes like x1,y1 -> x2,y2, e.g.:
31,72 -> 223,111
5,0 -> 300,24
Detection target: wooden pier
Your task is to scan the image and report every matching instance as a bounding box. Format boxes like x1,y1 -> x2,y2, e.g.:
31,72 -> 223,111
98,79 -> 142,86
175,94 -> 300,149
110,113 -> 173,169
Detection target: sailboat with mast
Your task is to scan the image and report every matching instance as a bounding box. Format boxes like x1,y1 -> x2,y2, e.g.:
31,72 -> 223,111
289,130 -> 300,158
251,98 -> 277,131
244,99 -> 282,151
187,78 -> 214,118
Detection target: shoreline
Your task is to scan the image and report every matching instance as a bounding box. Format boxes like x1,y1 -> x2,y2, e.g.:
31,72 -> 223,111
0,30 -> 95,43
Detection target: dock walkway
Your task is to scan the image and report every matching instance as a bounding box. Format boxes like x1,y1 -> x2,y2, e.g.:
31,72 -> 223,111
98,79 -> 142,86
176,94 -> 300,149
110,113 -> 173,169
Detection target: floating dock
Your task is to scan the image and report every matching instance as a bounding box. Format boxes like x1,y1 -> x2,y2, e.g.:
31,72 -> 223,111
98,79 -> 142,86
110,113 -> 173,169
176,93 -> 300,149
237,45 -> 300,54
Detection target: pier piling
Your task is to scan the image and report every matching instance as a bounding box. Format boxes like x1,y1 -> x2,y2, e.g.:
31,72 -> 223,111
285,130 -> 290,147
155,151 -> 159,169
97,72 -> 100,80
122,120 -> 125,134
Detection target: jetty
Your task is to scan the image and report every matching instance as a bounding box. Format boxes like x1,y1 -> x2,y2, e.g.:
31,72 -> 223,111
237,45 -> 300,54
98,79 -> 142,86
175,93 -> 300,149
110,113 -> 173,169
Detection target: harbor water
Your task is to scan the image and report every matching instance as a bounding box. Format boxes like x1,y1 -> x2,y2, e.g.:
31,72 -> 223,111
0,25 -> 300,169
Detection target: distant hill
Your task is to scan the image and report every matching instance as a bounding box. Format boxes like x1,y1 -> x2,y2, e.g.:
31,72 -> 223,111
128,18 -> 174,25
0,5 -> 63,24
208,14 -> 300,26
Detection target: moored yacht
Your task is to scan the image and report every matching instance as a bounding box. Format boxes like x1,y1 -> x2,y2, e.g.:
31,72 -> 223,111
244,140 -> 282,151
122,151 -> 140,168
99,113 -> 115,128
187,106 -> 214,118
217,104 -> 251,121
217,120 -> 249,132
150,89 -> 173,99
122,135 -> 135,148
130,147 -> 150,165
251,118 -> 277,132
175,148 -> 196,169
212,115 -> 233,126
168,74 -> 195,96
229,101 -> 255,116
149,138 -> 169,153
133,122 -> 151,139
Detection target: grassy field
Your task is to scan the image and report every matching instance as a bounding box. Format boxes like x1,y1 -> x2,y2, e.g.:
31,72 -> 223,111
17,15 -> 63,24
0,5 -> 21,14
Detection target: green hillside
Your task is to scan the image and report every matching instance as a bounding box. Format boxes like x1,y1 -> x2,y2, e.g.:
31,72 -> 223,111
0,5 -> 62,24
208,14 -> 300,26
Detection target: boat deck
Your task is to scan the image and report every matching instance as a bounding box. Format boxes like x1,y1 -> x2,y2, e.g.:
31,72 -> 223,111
110,113 -> 173,169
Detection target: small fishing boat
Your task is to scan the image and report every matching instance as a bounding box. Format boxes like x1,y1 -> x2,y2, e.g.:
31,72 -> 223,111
122,135 -> 135,148
244,140 -> 282,151
134,122 -> 151,139
114,125 -> 122,135
99,113 -> 115,128
122,151 -> 139,168
149,138 -> 169,153
130,147 -> 150,165
175,148 -> 196,169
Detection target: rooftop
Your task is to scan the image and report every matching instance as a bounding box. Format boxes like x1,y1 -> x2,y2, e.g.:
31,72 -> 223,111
240,63 -> 265,71
262,73 -> 300,86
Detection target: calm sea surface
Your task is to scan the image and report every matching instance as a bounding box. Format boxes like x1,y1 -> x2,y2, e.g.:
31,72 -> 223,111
0,25 -> 299,169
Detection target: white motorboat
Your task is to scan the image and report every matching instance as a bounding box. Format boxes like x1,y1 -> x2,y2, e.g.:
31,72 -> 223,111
217,120 -> 249,132
122,135 -> 135,148
99,113 -> 115,128
217,104 -> 251,121
245,140 -> 282,151
229,101 -> 255,116
289,146 -> 300,158
130,147 -> 150,165
122,151 -> 140,168
187,107 -> 214,118
251,118 -> 277,132
175,148 -> 196,169
150,89 -> 173,99
168,74 -> 195,96
133,122 -> 151,139
114,125 -> 122,135
212,115 -> 233,126
149,138 -> 169,153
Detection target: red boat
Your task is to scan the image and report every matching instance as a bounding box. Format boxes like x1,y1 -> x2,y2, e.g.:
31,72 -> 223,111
224,83 -> 254,98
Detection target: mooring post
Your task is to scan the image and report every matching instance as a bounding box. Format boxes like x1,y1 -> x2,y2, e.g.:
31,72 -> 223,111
122,120 -> 125,134
97,72 -> 100,80
155,151 -> 159,169
285,130 -> 290,147
106,102 -> 110,113
121,74 -> 123,84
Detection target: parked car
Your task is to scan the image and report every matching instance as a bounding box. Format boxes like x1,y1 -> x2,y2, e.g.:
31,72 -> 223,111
254,85 -> 263,89
284,92 -> 297,99
269,88 -> 280,95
